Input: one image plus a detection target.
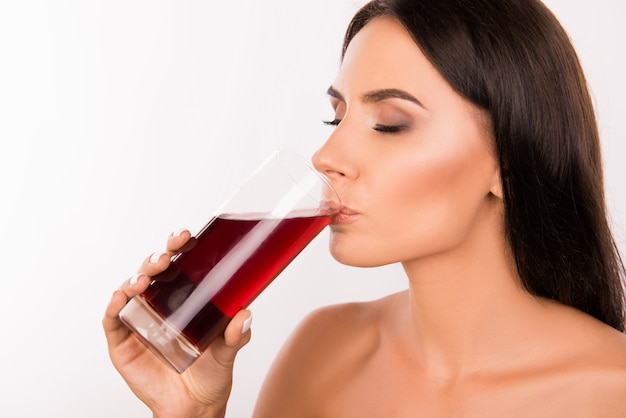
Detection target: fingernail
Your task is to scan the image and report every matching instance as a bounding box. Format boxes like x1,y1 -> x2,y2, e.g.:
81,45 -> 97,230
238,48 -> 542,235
149,252 -> 164,264
241,313 -> 253,335
171,228 -> 186,237
129,273 -> 141,286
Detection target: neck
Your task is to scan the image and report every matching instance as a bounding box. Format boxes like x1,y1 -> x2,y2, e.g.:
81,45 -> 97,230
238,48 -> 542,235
400,201 -> 544,379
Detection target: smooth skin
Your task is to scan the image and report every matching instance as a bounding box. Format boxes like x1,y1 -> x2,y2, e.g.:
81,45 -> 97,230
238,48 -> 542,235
103,229 -> 252,418
105,16 -> 626,418
252,17 -> 626,417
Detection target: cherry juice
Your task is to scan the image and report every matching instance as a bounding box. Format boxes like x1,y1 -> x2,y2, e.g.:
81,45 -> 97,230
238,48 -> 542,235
141,211 -> 331,352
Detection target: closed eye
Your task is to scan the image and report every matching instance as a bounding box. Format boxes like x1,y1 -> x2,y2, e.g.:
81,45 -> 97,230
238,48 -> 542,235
373,124 -> 406,134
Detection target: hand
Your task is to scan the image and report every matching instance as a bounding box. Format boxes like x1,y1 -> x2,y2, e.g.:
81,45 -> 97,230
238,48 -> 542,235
102,230 -> 252,418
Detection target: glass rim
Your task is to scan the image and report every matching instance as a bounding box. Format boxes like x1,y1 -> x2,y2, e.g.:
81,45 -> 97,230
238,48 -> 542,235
274,148 -> 342,208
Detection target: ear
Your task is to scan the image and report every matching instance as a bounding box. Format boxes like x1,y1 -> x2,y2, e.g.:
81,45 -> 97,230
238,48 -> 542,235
489,169 -> 504,200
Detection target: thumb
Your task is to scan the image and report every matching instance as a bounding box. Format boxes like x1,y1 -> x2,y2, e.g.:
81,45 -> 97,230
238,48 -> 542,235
209,310 -> 253,367
181,310 -> 253,406
224,309 -> 253,348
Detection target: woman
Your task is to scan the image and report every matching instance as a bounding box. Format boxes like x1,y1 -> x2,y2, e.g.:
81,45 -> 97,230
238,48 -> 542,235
103,0 -> 626,416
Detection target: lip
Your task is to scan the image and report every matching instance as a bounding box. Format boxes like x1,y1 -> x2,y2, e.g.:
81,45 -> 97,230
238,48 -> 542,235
331,206 -> 360,225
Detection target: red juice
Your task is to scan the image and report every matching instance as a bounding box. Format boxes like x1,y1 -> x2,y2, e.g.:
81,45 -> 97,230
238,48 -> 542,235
141,211 -> 331,352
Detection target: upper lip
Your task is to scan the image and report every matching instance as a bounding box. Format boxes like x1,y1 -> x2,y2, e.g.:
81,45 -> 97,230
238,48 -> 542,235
332,206 -> 360,221
331,206 -> 360,225
338,206 -> 359,216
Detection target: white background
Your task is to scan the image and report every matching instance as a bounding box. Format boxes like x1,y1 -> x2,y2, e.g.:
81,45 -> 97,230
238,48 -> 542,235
0,1 -> 624,417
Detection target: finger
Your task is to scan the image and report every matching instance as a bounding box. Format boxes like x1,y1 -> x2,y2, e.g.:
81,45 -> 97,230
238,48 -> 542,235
225,310 -> 253,346
136,230 -> 192,277
103,274 -> 151,348
210,310 -> 253,366
138,251 -> 171,276
118,273 -> 150,299
166,228 -> 192,256
105,274 -> 149,323
102,289 -> 132,347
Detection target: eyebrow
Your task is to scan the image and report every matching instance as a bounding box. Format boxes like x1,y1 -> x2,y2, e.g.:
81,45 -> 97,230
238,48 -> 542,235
326,86 -> 425,109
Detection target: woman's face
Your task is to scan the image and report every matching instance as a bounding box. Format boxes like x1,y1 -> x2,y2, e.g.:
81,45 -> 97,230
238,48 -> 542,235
313,17 -> 501,268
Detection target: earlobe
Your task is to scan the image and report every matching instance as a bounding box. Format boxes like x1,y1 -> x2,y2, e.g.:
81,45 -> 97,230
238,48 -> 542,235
489,170 -> 504,200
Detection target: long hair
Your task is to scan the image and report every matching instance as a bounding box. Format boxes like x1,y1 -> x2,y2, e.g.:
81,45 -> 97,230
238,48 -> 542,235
343,0 -> 626,331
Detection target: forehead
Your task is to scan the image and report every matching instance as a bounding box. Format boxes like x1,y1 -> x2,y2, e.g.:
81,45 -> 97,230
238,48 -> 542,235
336,17 -> 448,97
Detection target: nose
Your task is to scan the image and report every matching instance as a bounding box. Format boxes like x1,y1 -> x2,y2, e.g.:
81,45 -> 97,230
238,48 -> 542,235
312,127 -> 357,182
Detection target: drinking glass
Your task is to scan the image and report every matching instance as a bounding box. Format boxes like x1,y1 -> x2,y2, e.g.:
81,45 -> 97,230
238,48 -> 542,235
119,149 -> 341,373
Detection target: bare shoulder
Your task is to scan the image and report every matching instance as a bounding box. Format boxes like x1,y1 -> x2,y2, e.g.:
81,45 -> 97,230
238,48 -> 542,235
253,291 -> 406,417
551,306 -> 626,413
578,328 -> 626,415
580,319 -> 626,409
563,306 -> 626,368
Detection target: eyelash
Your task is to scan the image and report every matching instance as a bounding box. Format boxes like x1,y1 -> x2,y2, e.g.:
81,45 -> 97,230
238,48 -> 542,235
323,118 -> 341,127
323,119 -> 406,134
373,124 -> 405,134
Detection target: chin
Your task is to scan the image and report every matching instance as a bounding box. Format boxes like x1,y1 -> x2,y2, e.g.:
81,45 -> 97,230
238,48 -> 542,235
329,241 -> 395,268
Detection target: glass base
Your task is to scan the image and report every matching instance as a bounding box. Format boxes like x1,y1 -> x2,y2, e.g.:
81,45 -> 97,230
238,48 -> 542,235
119,296 -> 201,373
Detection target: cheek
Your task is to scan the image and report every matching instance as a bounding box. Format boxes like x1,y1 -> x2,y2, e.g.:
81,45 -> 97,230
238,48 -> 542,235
376,143 -> 495,257
327,129 -> 497,267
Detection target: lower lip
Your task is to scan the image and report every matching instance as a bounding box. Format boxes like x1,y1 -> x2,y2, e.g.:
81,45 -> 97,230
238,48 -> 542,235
331,212 -> 360,225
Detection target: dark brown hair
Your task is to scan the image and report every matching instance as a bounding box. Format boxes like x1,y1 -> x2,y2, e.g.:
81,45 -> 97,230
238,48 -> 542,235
344,0 -> 625,331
